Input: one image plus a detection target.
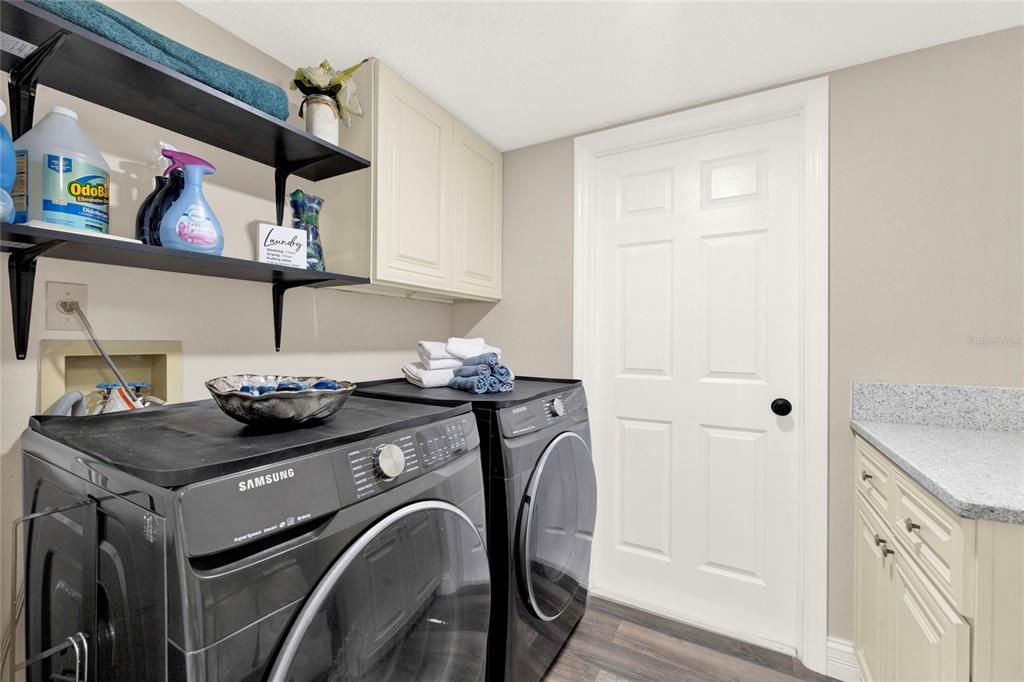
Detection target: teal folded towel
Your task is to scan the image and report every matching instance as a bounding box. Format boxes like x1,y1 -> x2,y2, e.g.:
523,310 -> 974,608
462,352 -> 499,367
492,364 -> 512,381
454,364 -> 491,378
499,381 -> 514,393
29,0 -> 290,121
448,376 -> 487,394
485,376 -> 501,393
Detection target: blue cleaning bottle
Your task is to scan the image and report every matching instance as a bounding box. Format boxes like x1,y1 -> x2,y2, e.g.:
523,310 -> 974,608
158,151 -> 223,255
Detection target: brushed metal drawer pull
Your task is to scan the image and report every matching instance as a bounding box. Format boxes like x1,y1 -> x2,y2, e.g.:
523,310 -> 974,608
905,518 -> 921,533
874,534 -> 887,547
861,471 -> 873,481
881,546 -> 895,559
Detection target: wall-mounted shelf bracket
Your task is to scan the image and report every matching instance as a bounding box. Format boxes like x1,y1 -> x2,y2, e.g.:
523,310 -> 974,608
7,29 -> 69,137
8,240 -> 63,360
272,280 -> 320,352
274,156 -> 335,225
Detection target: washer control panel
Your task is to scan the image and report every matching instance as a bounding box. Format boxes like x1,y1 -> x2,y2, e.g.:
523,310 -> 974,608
498,387 -> 587,438
179,412 -> 478,556
345,413 -> 475,500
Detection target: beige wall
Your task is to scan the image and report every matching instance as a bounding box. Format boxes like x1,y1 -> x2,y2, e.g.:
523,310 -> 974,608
828,26 -> 1023,638
459,27 -> 1024,641
0,0 -> 449,649
453,138 -> 575,375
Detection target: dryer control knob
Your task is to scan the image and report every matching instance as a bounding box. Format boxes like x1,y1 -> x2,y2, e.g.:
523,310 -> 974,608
550,397 -> 566,417
374,444 -> 406,481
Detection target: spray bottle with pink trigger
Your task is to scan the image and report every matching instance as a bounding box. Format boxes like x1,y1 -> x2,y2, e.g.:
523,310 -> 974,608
158,150 -> 223,255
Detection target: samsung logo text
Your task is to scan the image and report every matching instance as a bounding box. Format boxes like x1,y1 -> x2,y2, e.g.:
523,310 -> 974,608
238,468 -> 295,492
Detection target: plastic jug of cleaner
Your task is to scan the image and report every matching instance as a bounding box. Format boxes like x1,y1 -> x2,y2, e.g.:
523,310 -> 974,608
0,100 -> 15,222
13,106 -> 110,233
158,151 -> 222,255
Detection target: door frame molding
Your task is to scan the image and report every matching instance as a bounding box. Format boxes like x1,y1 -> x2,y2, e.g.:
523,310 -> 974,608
572,77 -> 830,674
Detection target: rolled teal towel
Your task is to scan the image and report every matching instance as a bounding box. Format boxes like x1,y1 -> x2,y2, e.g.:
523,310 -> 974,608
29,0 -> 290,121
499,382 -> 514,393
448,376 -> 487,394
453,364 -> 491,378
463,352 -> 499,367
485,376 -> 502,393
492,364 -> 512,381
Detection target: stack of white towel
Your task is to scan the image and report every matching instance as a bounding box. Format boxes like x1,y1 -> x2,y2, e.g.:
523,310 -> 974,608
402,338 -> 503,388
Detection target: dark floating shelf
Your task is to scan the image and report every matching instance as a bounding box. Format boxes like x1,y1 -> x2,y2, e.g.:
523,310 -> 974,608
0,1 -> 370,185
0,223 -> 368,287
2,223 -> 370,360
0,0 -> 373,359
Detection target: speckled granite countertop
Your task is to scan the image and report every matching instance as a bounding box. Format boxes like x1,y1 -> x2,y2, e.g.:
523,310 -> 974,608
850,420 -> 1024,524
851,382 -> 1024,524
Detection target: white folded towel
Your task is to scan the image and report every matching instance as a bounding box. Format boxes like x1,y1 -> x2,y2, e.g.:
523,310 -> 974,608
417,340 -> 453,360
446,337 -> 502,360
402,362 -> 454,389
416,340 -> 463,369
419,356 -> 463,370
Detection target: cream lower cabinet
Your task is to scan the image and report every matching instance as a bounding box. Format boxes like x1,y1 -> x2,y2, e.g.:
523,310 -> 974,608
854,498 -> 888,682
853,436 -> 1024,682
888,544 -> 971,681
321,59 -> 501,301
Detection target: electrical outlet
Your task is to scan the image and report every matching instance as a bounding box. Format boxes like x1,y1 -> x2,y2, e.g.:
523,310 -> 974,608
45,282 -> 88,331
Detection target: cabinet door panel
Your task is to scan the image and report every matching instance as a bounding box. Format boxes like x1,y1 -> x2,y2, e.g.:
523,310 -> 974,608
376,65 -> 453,289
452,122 -> 502,299
855,495 -> 888,682
889,547 -> 970,682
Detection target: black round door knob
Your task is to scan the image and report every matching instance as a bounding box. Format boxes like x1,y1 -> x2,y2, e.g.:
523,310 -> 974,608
771,398 -> 793,416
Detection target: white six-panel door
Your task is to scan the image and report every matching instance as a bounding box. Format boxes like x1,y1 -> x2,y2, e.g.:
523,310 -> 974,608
587,111 -> 806,650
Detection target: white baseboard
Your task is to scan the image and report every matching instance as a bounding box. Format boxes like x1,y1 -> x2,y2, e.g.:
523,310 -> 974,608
826,637 -> 861,682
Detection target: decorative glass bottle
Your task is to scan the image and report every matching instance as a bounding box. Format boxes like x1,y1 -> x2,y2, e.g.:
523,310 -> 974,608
289,189 -> 326,271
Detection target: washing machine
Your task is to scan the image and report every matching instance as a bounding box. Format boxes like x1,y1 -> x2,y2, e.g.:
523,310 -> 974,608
19,395 -> 490,681
356,377 -> 597,681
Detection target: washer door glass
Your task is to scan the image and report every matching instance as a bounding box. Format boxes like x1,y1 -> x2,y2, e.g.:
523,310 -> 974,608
269,501 -> 490,681
519,431 -> 598,621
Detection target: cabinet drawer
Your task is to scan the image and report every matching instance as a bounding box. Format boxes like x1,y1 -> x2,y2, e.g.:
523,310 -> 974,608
856,437 -> 892,519
890,467 -> 975,614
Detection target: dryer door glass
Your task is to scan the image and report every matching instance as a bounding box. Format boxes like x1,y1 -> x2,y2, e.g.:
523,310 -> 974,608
519,431 -> 598,621
269,501 -> 490,681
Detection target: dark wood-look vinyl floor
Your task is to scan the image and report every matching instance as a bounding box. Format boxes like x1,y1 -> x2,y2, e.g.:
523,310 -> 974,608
545,597 -> 835,682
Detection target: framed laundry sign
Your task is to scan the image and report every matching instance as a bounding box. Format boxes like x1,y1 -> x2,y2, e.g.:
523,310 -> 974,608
257,223 -> 307,268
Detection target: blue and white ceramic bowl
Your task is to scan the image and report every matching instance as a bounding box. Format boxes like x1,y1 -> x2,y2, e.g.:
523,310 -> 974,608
205,374 -> 355,427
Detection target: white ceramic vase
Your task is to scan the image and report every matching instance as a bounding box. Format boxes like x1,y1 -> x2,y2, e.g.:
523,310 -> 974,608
303,94 -> 339,146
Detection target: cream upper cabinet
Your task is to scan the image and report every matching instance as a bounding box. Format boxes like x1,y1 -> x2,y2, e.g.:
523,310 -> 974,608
321,59 -> 502,302
451,121 -> 502,299
853,436 -> 1022,682
375,64 -> 454,291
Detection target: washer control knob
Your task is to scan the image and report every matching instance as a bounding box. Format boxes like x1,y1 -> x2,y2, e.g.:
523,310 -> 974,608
374,444 -> 406,481
550,397 -> 566,417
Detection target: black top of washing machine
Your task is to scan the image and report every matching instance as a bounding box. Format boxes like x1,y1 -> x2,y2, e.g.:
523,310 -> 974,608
356,376 -> 581,410
29,396 -> 471,487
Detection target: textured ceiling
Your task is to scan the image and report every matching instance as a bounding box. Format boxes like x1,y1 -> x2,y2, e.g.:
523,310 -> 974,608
185,1 -> 1023,151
